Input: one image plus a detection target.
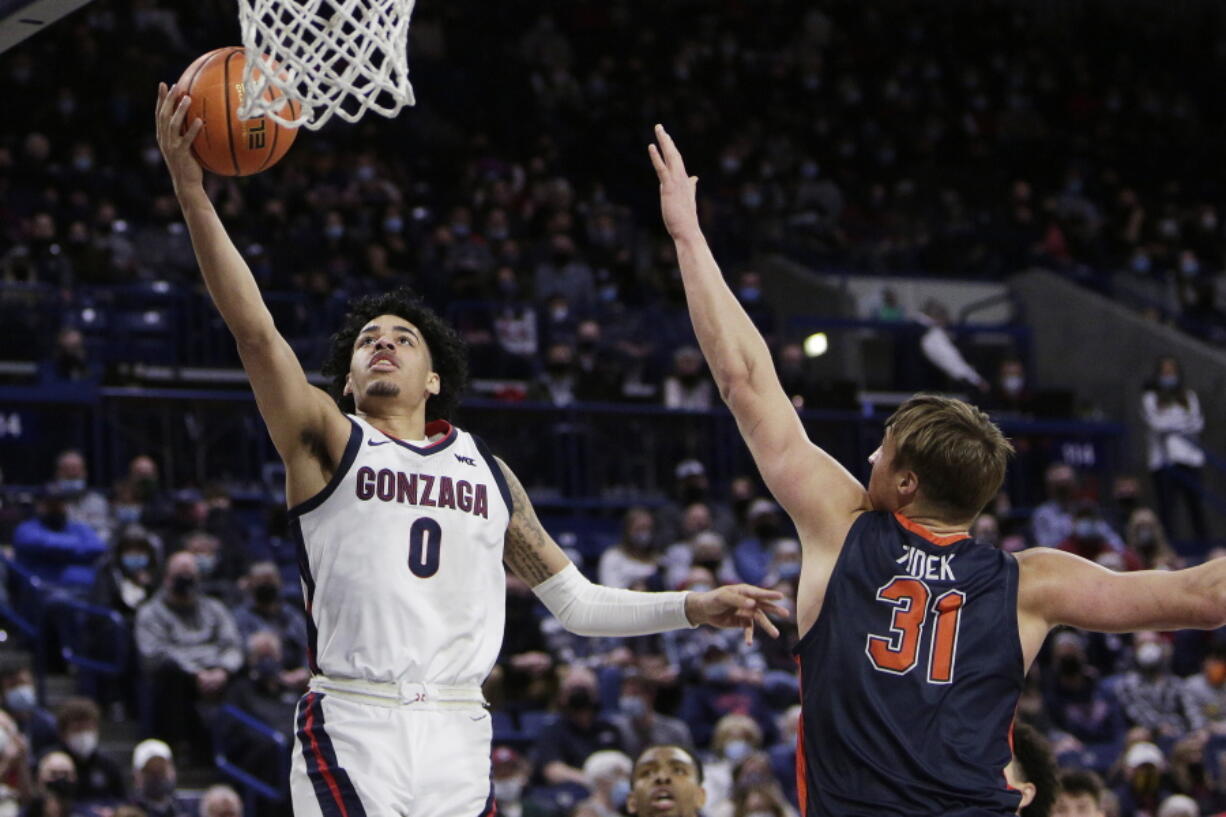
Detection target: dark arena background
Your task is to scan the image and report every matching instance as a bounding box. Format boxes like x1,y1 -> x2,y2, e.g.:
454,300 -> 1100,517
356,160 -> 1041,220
3,0 -> 1226,815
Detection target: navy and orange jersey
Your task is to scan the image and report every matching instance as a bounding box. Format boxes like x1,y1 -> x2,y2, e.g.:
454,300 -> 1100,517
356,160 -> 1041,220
794,511 -> 1024,817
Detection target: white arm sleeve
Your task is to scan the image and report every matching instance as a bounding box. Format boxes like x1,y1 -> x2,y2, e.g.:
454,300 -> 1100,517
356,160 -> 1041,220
532,564 -> 696,637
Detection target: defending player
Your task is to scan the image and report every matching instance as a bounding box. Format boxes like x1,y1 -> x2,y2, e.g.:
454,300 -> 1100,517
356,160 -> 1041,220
154,88 -> 786,817
648,123 -> 1226,816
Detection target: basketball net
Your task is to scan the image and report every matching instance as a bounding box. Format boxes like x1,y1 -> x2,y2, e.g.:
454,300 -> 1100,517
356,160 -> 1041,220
236,0 -> 416,130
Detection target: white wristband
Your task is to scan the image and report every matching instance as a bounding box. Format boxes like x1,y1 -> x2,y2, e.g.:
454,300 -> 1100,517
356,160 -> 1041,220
532,564 -> 695,637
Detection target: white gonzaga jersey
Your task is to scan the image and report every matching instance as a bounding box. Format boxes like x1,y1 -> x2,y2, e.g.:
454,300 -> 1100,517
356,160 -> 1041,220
289,415 -> 512,686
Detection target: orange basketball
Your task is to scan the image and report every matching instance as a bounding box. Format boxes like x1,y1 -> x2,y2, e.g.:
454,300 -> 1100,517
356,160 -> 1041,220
175,47 -> 300,177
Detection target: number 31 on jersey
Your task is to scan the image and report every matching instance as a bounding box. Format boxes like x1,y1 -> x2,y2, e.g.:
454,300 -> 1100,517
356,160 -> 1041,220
865,577 -> 965,684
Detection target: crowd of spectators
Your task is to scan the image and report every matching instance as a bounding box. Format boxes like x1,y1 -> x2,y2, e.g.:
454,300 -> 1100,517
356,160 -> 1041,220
4,0 -> 1226,393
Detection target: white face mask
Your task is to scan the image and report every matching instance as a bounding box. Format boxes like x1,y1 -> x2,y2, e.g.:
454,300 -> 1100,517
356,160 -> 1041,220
723,739 -> 752,763
492,778 -> 524,804
1137,642 -> 1164,670
66,730 -> 98,758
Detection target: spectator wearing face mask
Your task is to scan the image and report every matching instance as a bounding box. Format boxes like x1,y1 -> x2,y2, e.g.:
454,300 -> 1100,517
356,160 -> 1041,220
760,539 -> 801,588
571,319 -> 626,403
574,750 -> 633,817
115,457 -> 170,538
91,525 -> 158,621
1142,355 -> 1208,545
27,751 -> 82,817
529,341 -> 580,406
232,561 -> 308,685
50,698 -> 125,803
0,658 -> 57,759
662,347 -> 715,411
665,530 -> 740,591
599,508 -> 665,590
655,460 -> 738,548
1041,631 -> 1121,746
134,551 -> 242,763
534,233 -> 595,315
734,271 -> 775,341
13,483 -> 107,589
222,632 -> 298,799
609,671 -> 694,759
130,739 -> 188,817
983,357 -> 1035,417
702,715 -> 764,816
88,524 -> 158,718
1180,645 -> 1226,732
1057,503 -> 1139,571
225,631 -> 299,729
1112,741 -> 1173,817
50,450 -> 111,544
676,632 -> 767,749
39,327 -> 99,386
181,531 -> 234,604
489,747 -> 549,817
1031,464 -> 1123,550
1106,633 -> 1189,738
531,667 -> 620,787
733,501 -> 788,587
1125,509 -> 1179,571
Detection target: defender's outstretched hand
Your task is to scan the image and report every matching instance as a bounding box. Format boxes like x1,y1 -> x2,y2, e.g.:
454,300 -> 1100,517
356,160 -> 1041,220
648,124 -> 701,242
685,584 -> 789,645
156,82 -> 205,192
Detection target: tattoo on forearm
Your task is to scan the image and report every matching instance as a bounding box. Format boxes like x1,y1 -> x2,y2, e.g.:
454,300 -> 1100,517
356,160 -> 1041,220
498,458 -> 554,586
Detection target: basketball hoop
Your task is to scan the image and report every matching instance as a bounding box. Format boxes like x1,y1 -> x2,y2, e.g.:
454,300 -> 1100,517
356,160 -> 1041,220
236,0 -> 416,130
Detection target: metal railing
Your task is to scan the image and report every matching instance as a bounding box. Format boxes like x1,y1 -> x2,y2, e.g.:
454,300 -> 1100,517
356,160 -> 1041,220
212,704 -> 291,813
0,385 -> 1125,513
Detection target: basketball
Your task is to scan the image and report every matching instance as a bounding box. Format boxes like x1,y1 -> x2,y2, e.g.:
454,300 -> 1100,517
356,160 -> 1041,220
174,46 -> 299,177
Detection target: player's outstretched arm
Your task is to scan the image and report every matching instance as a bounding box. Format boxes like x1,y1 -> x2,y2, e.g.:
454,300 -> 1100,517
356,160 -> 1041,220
155,83 -> 344,468
497,457 -> 786,643
1016,548 -> 1226,659
648,125 -> 868,543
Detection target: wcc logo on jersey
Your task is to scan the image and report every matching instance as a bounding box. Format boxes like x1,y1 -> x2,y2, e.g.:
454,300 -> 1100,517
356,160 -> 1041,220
354,466 -> 490,519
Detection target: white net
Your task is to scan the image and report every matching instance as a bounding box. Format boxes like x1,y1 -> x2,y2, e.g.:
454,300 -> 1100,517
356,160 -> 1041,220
237,0 -> 417,130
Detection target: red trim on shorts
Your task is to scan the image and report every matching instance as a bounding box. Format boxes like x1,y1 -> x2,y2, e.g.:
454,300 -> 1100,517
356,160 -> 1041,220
304,694 -> 351,817
893,512 -> 968,547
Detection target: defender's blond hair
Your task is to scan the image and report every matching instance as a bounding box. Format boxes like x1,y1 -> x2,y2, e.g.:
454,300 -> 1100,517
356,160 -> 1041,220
885,394 -> 1014,521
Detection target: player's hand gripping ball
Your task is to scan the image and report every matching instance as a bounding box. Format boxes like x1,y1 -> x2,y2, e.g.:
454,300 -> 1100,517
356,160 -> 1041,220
174,47 -> 299,176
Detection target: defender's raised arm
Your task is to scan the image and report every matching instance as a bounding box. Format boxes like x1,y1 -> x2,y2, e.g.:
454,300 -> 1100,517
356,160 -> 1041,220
155,83 -> 346,495
648,125 -> 868,544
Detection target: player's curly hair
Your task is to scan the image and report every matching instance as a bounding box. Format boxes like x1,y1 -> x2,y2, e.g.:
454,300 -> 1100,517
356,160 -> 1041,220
321,288 -> 468,422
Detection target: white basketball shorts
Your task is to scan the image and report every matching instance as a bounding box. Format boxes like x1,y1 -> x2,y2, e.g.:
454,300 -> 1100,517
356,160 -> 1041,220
290,679 -> 494,817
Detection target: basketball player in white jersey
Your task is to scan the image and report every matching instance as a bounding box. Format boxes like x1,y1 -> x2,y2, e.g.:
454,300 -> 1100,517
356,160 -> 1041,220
156,85 -> 785,817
